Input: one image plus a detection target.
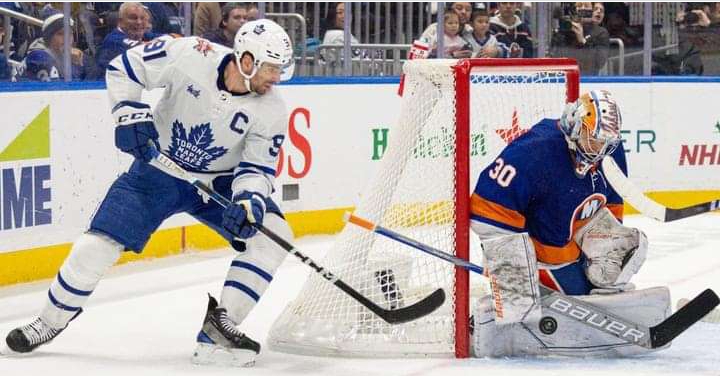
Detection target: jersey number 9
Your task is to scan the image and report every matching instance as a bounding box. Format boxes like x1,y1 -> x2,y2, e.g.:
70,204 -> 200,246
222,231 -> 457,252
488,158 -> 516,187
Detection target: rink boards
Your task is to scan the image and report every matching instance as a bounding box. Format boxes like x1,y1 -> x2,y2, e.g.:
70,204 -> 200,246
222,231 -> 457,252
0,77 -> 719,286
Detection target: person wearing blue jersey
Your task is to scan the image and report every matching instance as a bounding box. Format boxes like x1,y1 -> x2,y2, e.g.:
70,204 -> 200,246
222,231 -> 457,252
95,2 -> 161,79
24,14 -> 87,81
470,90 -> 670,357
4,19 -> 295,367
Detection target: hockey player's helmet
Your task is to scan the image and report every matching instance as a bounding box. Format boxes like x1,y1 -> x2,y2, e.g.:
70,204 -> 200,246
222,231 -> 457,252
233,19 -> 294,82
559,90 -> 622,176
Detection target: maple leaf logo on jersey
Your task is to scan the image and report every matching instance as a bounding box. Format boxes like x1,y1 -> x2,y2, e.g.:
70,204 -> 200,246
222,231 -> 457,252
167,120 -> 228,171
495,109 -> 529,145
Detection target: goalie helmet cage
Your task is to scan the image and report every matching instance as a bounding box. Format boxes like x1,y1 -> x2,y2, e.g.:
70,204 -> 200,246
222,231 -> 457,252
268,58 -> 580,358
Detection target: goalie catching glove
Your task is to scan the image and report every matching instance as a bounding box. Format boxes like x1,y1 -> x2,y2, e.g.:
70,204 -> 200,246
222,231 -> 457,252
112,101 -> 159,162
574,207 -> 648,293
222,191 -> 266,239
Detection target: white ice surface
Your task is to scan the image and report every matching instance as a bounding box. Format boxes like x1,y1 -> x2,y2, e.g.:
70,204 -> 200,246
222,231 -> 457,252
1,215 -> 719,376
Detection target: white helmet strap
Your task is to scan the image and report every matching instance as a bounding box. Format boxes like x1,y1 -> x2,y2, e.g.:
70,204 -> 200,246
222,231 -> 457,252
235,52 -> 258,93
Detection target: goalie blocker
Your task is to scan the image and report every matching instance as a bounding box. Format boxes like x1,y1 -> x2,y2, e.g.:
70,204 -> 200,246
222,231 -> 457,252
474,232 -> 670,358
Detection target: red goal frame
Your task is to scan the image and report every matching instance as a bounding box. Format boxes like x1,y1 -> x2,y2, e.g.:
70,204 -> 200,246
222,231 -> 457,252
452,58 -> 580,358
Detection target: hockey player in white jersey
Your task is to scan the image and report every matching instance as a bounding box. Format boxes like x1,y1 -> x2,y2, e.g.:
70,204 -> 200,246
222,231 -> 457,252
3,19 -> 294,367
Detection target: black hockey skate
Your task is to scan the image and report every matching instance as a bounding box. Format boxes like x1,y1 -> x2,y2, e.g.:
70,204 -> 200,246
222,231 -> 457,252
192,294 -> 260,367
3,317 -> 64,354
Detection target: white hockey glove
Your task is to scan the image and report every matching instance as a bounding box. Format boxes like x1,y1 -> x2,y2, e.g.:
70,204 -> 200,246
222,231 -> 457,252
574,208 -> 648,294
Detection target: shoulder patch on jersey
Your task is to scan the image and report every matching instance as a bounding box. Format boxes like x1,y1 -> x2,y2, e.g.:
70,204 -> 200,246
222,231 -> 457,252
186,84 -> 201,98
166,120 -> 228,171
193,37 -> 214,57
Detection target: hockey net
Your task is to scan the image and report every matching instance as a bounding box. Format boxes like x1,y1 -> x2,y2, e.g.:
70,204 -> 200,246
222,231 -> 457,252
268,59 -> 579,358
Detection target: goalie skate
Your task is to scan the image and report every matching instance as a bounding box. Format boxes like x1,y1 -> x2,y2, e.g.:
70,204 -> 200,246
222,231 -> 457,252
191,295 -> 260,367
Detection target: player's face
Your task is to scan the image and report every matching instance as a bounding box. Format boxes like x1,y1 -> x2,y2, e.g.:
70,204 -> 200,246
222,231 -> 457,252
251,63 -> 282,95
577,124 -> 615,162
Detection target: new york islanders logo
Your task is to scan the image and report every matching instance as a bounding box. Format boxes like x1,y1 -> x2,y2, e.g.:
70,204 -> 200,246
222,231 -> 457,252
167,121 -> 227,171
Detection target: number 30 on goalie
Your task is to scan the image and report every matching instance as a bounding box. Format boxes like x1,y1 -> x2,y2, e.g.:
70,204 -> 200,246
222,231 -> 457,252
488,158 -> 516,187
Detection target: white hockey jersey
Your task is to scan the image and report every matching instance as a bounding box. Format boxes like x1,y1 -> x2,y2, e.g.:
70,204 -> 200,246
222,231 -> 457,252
106,36 -> 288,198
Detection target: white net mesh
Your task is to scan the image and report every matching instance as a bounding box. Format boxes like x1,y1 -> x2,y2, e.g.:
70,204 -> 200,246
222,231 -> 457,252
268,59 -> 577,357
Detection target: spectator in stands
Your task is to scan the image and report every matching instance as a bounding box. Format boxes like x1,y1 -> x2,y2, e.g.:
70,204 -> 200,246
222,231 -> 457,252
95,2 -> 159,79
321,2 -> 359,45
430,11 -> 472,58
320,2 -> 361,66
0,2 -> 41,60
193,2 -> 222,37
247,3 -> 259,21
550,2 -> 609,75
418,2 -> 474,58
143,2 -> 182,34
23,14 -> 87,81
202,3 -> 250,48
0,53 -> 9,80
465,9 -> 508,58
489,2 -> 534,58
676,3 -> 716,75
0,20 -> 9,79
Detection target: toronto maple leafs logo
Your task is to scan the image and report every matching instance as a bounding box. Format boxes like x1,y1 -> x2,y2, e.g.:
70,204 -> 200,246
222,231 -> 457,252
167,120 -> 228,171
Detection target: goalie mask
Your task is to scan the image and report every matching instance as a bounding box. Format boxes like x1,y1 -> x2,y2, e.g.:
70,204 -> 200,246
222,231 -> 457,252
560,90 -> 622,177
233,19 -> 295,89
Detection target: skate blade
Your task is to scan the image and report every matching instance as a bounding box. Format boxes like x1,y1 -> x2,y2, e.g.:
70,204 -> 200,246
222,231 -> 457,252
191,342 -> 257,367
0,343 -> 21,356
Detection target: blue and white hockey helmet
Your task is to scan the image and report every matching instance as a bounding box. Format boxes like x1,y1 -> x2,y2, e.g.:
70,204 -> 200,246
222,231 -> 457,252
560,90 -> 622,176
233,19 -> 294,81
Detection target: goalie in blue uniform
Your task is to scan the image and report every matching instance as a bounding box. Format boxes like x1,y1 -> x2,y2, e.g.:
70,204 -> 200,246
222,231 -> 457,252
4,19 -> 295,367
470,90 -> 671,357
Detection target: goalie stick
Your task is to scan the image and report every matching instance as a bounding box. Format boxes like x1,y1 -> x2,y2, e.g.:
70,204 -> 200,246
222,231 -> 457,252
677,298 -> 720,324
602,157 -> 720,222
344,213 -> 720,349
147,150 -> 445,325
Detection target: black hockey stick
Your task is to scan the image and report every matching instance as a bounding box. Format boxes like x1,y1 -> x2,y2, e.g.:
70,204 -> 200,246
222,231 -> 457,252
147,150 -> 445,324
345,213 -> 720,348
602,157 -> 720,222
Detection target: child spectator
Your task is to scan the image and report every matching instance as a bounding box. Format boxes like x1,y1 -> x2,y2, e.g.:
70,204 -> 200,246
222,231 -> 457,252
433,11 -> 472,58
466,10 -> 508,58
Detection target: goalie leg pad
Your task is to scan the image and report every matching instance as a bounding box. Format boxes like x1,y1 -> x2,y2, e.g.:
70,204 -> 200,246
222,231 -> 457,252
472,287 -> 671,357
574,208 -> 648,291
40,233 -> 123,329
220,213 -> 292,324
482,233 -> 542,325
